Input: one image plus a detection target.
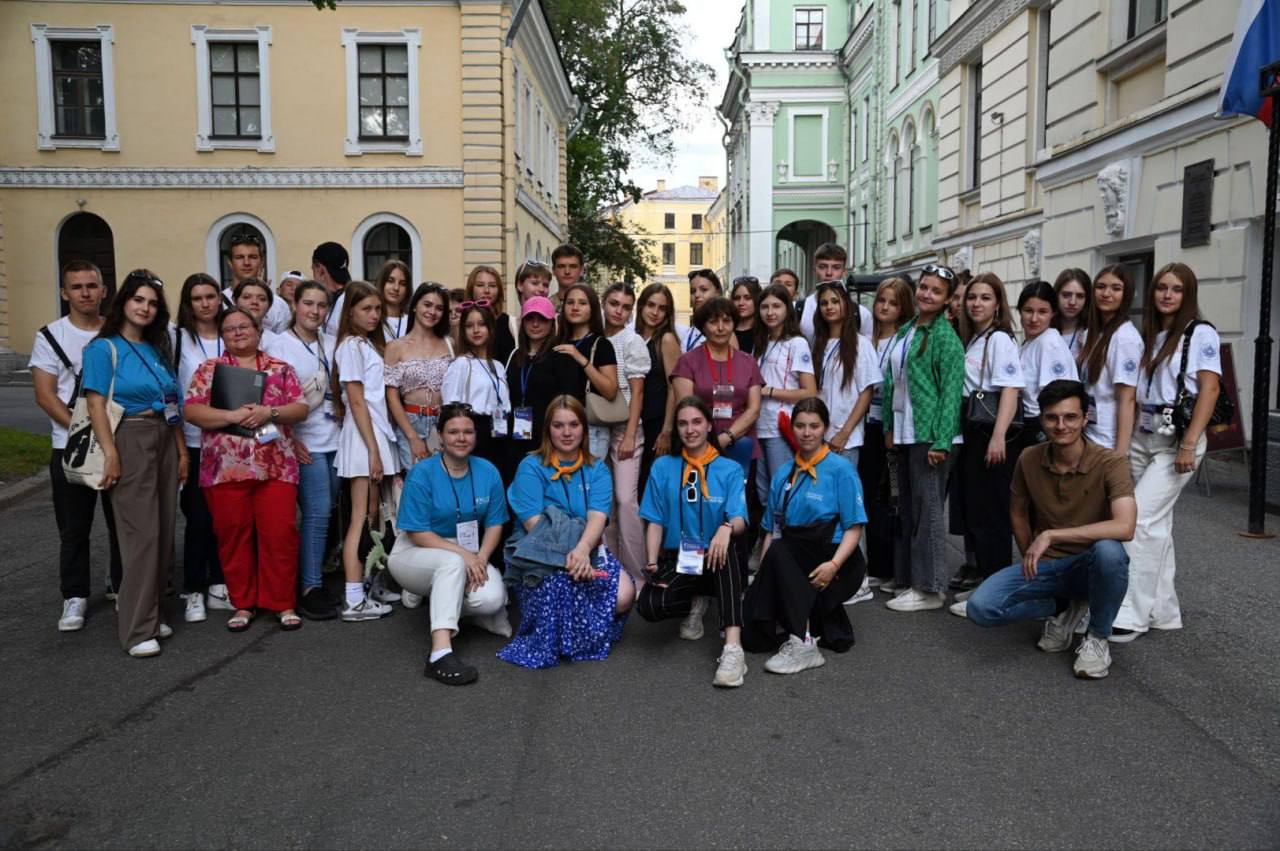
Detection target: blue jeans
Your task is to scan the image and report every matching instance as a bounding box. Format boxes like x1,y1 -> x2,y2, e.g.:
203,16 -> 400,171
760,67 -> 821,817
297,450 -> 338,590
756,436 -> 795,506
967,540 -> 1130,638
838,446 -> 860,469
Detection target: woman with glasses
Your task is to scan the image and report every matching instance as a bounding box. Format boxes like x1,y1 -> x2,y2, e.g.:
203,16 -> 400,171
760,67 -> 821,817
442,303 -> 510,463
730,276 -> 762,355
882,263 -> 966,613
385,283 -> 454,471
233,278 -> 279,348
1079,264 -> 1144,456
633,283 -> 682,485
465,265 -> 515,364
637,396 -> 749,687
82,270 -> 186,657
375,260 -> 412,342
551,283 -> 620,460
743,397 -> 867,674
184,307 -> 309,633
682,269 -> 725,352
1053,268 -> 1092,359
500,396 -> 633,668
502,296 -> 559,483
754,283 -> 817,511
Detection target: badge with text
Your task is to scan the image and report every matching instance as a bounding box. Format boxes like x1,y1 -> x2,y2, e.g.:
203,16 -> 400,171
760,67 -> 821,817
456,519 -> 480,554
323,392 -> 337,421
162,390 -> 181,426
712,384 -> 734,421
676,534 -> 705,575
492,412 -> 508,438
513,407 -> 534,440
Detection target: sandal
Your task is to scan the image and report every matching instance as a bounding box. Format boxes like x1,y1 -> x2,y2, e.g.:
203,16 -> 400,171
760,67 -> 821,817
226,610 -> 254,632
424,652 -> 478,685
278,611 -> 302,631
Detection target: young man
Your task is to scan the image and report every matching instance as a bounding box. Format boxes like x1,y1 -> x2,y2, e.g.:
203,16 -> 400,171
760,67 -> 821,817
312,241 -> 352,335
550,243 -> 585,303
221,232 -> 291,333
514,259 -> 552,307
769,268 -> 800,301
796,244 -> 873,340
30,261 -> 124,632
965,379 -> 1137,679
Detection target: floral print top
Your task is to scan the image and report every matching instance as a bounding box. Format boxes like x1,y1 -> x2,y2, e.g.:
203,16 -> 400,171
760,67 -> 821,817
185,350 -> 304,488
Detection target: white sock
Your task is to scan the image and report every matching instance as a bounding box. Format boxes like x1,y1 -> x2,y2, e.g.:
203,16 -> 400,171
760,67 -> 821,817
802,633 -> 815,646
429,649 -> 450,663
345,582 -> 364,606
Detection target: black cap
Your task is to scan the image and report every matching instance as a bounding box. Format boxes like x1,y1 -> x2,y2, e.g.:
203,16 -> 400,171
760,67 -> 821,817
312,241 -> 351,285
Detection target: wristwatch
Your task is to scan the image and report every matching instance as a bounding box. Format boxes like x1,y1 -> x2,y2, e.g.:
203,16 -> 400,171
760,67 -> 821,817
270,407 -> 279,421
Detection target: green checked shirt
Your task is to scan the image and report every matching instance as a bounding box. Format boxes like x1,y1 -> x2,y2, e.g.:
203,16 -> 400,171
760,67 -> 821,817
881,313 -> 966,452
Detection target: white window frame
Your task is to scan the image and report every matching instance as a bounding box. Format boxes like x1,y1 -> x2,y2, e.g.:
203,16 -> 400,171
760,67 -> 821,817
793,7 -> 826,51
351,212 -> 423,284
205,212 -> 278,285
787,107 -> 829,182
543,118 -> 553,199
524,86 -> 534,175
513,65 -> 523,163
31,24 -> 119,151
861,96 -> 870,162
341,27 -> 422,157
191,26 -> 274,153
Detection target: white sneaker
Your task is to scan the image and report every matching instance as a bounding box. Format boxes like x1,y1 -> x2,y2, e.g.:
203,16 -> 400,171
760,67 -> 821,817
206,584 -> 234,611
156,623 -> 174,639
367,571 -> 402,603
184,592 -> 207,623
1038,599 -> 1090,653
885,589 -> 945,612
948,599 -> 968,618
867,576 -> 886,588
844,577 -> 874,606
400,590 -> 424,609
713,644 -> 747,687
342,595 -> 392,622
679,596 -> 709,641
953,587 -> 976,603
58,597 -> 87,632
764,636 -> 826,675
128,639 -> 161,658
878,581 -> 901,594
472,608 -> 514,638
1073,635 -> 1112,679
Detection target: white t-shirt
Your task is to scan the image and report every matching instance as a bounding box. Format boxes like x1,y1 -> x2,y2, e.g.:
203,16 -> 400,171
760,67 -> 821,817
1061,325 -> 1086,359
1137,323 -> 1222,406
819,336 -> 883,447
606,327 -> 652,405
678,322 -> 703,353
888,326 -> 918,445
964,329 -> 1025,394
383,315 -> 410,343
756,335 -> 814,439
867,336 -> 897,424
335,336 -> 395,441
1083,320 -> 1144,449
799,294 -> 873,342
442,354 -> 511,418
28,316 -> 100,450
1020,328 -> 1078,416
223,286 -> 291,334
176,329 -> 223,448
265,330 -> 341,453
322,290 -> 347,337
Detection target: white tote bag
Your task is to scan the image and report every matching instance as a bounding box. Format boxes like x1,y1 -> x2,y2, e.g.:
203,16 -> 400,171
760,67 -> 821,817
63,340 -> 124,490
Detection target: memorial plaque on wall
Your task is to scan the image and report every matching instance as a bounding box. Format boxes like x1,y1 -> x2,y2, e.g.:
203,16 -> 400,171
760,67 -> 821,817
1181,159 -> 1214,248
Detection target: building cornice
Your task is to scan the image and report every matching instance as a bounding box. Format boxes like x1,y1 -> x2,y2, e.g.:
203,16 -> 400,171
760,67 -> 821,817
931,0 -> 1033,77
884,63 -> 939,125
738,51 -> 840,70
509,0 -> 577,121
930,208 -> 1043,251
840,5 -> 876,67
0,166 -> 464,189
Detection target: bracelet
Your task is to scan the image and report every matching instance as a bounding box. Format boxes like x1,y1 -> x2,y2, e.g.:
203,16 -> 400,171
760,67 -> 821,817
1179,443 -> 1197,451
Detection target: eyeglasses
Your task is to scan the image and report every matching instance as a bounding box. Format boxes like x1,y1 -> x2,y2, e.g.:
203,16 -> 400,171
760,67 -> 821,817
922,264 -> 956,282
688,269 -> 714,280
124,271 -> 164,288
684,469 -> 700,503
732,276 -> 759,286
458,299 -> 492,311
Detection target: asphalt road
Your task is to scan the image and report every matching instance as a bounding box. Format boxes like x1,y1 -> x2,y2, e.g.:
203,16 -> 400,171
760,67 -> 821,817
1,459 -> 1277,849
0,385 -> 53,436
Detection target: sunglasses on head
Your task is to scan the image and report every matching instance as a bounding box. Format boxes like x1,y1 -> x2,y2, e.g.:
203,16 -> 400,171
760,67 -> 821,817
732,276 -> 759,286
458,299 -> 492,311
921,264 -> 956,282
817,281 -> 846,294
688,269 -> 714,281
523,259 -> 550,270
125,271 -> 164,288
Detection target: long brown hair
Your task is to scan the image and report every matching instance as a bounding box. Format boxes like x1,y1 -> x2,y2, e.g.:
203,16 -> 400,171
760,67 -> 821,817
962,272 -> 1015,345
872,276 -> 915,345
375,260 -> 412,316
97,269 -> 175,369
1079,263 -> 1135,381
536,395 -> 595,466
456,303 -> 496,361
465,265 -> 506,315
635,283 -> 676,343
1140,262 -> 1201,377
811,283 -> 860,392
753,283 -> 803,358
1051,268 -> 1091,332
555,283 -> 605,344
330,281 -> 385,420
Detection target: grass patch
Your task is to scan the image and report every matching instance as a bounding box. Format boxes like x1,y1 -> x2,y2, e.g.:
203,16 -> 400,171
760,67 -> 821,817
0,427 -> 51,483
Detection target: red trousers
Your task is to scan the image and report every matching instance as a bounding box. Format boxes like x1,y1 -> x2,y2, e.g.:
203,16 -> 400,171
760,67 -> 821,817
205,479 -> 299,612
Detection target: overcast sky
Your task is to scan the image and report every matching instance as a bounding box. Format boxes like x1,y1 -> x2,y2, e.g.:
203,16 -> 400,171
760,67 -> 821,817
623,2 -> 741,194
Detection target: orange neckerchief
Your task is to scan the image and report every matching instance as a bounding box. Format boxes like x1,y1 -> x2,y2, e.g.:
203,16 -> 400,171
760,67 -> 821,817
549,452 -> 585,482
790,445 -> 830,487
681,444 -> 720,499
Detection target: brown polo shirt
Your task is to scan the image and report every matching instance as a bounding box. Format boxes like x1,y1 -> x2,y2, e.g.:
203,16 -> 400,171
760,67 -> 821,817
1012,440 -> 1135,559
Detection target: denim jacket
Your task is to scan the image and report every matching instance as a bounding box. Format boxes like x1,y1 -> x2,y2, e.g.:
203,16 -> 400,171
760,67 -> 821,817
503,504 -> 587,587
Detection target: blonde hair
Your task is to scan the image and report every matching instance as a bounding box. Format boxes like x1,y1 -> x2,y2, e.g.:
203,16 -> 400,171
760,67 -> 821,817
535,395 -> 595,467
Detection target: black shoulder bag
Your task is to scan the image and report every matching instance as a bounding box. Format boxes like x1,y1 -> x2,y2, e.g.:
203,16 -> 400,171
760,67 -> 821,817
964,330 -> 1024,439
1170,320 -> 1235,434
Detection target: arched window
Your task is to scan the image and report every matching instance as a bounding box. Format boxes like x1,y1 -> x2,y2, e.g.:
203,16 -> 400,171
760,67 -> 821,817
904,122 -> 917,235
523,234 -> 532,264
218,222 -> 266,288
205,213 -> 276,289
887,133 -> 900,241
57,212 -> 115,315
351,212 -> 421,283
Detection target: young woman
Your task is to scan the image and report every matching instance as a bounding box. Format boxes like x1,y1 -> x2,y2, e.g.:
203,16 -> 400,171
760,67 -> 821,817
633,283 -> 682,486
1016,280 -> 1078,451
441,303 -> 510,462
1113,263 -> 1221,643
813,281 -> 881,468
1053,268 -> 1092,359
264,280 -> 343,621
233,278 -> 279,347
173,273 -> 228,623
387,403 -> 511,684
185,307 -> 309,633
682,269 -> 725,352
731,276 -> 762,355
551,283 -> 620,460
637,396 -> 749,687
754,283 -> 817,509
385,283 -> 454,471
332,281 -> 399,621
1079,264 -> 1144,455
81,270 -> 187,657
513,259 -> 552,307
500,396 -> 634,668
600,283 -> 651,584
949,273 -> 1025,606
503,296 -> 559,483
375,260 -> 412,342
742,398 -> 867,674
861,277 -> 915,591
464,265 -> 515,364
881,264 -> 965,613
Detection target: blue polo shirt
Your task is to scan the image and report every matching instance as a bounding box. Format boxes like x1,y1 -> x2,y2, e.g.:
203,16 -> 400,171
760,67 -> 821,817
640,455 -> 747,549
508,454 -> 613,523
398,455 -> 507,535
763,452 -> 867,544
80,336 -> 181,416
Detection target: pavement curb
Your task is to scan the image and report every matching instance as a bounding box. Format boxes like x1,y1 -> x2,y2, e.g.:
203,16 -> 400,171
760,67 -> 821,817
0,471 -> 50,511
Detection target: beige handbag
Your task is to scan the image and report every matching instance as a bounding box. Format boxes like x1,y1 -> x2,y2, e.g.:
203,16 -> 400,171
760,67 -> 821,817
584,337 -> 629,426
63,340 -> 124,490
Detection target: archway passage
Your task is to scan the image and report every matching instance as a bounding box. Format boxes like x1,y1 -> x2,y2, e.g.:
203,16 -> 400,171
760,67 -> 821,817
57,212 -> 116,315
363,222 -> 412,280
776,219 -> 839,294
217,222 -> 267,289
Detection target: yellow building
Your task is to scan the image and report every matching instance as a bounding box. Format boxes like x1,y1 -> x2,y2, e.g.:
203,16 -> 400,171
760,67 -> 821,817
0,0 -> 576,355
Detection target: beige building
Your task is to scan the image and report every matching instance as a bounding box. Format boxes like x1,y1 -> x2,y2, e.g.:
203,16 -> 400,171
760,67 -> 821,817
0,0 -> 577,355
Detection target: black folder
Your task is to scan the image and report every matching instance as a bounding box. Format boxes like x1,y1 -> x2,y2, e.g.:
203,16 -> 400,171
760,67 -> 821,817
211,363 -> 266,437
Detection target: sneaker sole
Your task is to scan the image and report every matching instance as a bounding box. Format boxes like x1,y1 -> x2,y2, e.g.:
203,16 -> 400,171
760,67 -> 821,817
713,672 -> 745,688
886,600 -> 944,612
57,621 -> 85,632
1106,631 -> 1142,644
1074,666 -> 1109,679
844,592 -> 874,606
184,612 -> 207,623
765,655 -> 825,675
342,610 -> 391,622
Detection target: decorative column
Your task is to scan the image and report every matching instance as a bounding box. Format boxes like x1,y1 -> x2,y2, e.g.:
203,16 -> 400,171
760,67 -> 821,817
747,100 -> 779,278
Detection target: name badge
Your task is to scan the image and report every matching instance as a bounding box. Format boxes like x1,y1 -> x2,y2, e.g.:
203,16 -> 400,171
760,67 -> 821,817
1138,405 -> 1155,434
163,390 -> 181,426
868,394 -> 883,424
712,384 -> 734,420
256,423 -> 281,444
1085,394 -> 1098,425
677,535 -> 705,575
492,412 -> 508,438
456,519 -> 480,554
891,386 -> 907,413
513,407 -> 534,440
323,392 -> 337,421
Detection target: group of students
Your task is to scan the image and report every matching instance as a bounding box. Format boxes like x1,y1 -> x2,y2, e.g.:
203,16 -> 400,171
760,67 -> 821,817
32,235 -> 1221,685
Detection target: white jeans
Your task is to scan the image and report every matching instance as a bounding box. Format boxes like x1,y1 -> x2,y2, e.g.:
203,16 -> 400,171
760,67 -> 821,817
1114,429 -> 1205,633
387,536 -> 506,635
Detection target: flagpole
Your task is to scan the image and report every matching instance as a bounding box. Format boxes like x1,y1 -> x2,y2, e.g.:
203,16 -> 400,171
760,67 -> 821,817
1246,60 -> 1280,537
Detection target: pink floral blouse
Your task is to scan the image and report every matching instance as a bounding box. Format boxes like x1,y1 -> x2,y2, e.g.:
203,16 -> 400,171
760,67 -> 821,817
185,351 -> 304,488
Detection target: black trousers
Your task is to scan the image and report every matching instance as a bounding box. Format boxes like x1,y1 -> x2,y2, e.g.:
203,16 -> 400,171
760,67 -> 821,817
50,449 -> 122,599
636,545 -> 744,628
857,422 -> 895,579
950,421 -> 1017,578
179,446 -> 224,593
638,415 -> 664,487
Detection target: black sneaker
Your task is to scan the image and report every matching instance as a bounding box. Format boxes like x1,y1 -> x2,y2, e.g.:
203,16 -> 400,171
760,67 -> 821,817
298,587 -> 339,621
424,652 -> 478,685
949,566 -> 982,591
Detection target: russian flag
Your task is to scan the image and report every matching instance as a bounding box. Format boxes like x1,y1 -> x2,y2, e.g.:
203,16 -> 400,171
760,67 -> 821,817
1218,0 -> 1280,126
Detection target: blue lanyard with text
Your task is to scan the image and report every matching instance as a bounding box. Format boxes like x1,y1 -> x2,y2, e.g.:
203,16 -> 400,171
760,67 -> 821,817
293,330 -> 329,379
123,339 -> 173,394
685,327 -> 704,352
194,331 -> 221,360
442,456 -> 475,524
822,340 -> 842,384
471,357 -> 503,402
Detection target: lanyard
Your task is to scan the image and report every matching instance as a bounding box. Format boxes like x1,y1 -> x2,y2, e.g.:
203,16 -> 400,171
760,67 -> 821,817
384,316 -> 403,341
780,470 -> 812,527
519,360 -> 536,402
193,331 -> 221,360
685,327 -> 704,352
759,340 -> 794,384
702,344 -> 732,385
441,455 -> 475,524
896,326 -> 918,377
470,357 -> 504,404
292,330 -> 329,379
122,339 -> 173,393
1068,327 -> 1080,351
